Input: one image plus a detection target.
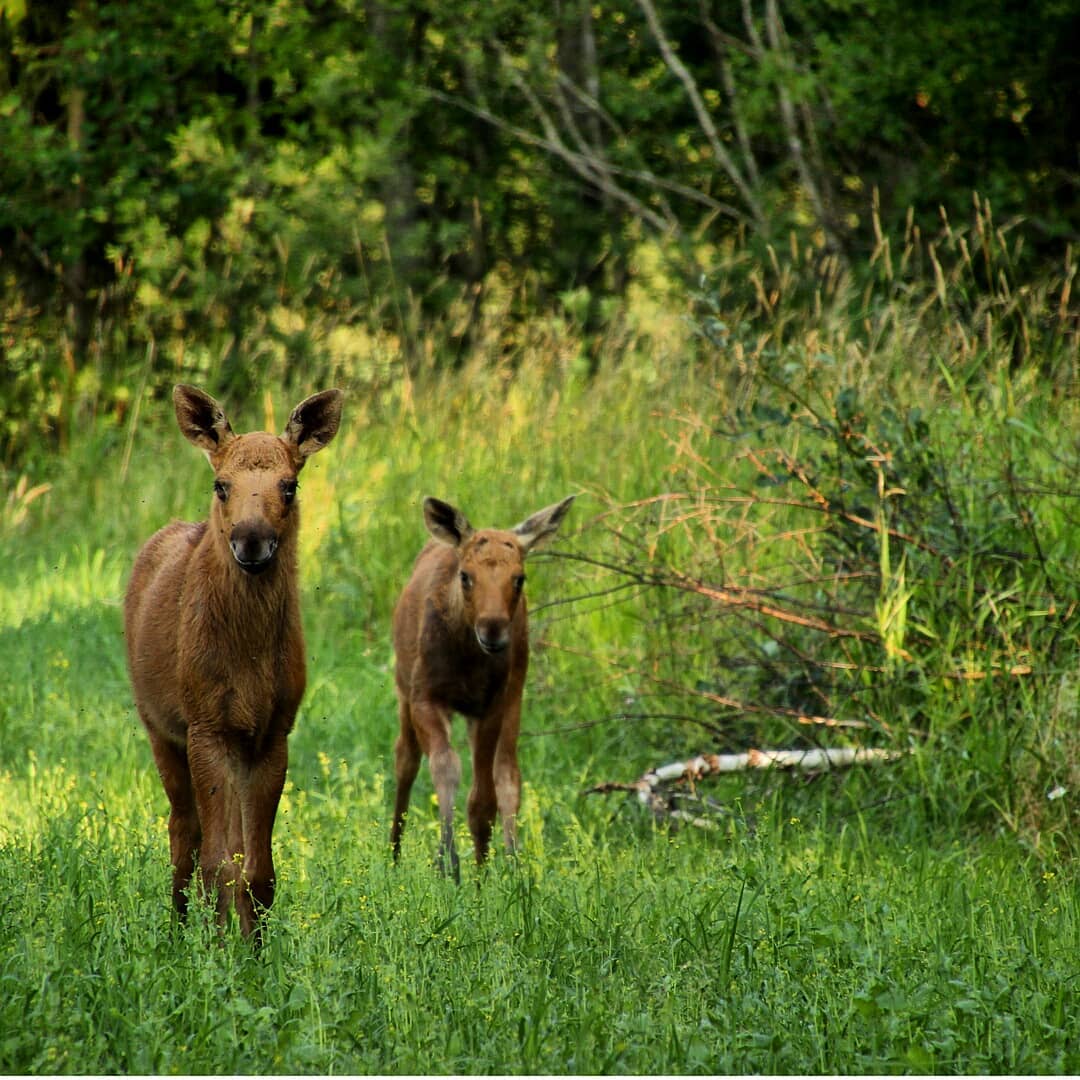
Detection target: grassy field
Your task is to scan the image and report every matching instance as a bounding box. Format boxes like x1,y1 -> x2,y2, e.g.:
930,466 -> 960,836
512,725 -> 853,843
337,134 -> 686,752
3,234 -> 1080,1073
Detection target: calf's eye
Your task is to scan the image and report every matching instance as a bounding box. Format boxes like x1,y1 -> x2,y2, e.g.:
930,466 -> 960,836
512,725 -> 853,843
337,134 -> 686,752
213,480 -> 229,502
459,570 -> 473,591
281,479 -> 298,505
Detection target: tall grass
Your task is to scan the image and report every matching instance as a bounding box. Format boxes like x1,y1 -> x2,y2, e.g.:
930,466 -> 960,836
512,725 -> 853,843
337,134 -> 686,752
2,750 -> 1077,1073
2,214 -> 1079,1072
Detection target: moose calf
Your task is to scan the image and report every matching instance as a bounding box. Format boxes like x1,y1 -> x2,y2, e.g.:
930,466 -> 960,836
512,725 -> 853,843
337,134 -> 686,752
390,495 -> 574,881
124,384 -> 342,939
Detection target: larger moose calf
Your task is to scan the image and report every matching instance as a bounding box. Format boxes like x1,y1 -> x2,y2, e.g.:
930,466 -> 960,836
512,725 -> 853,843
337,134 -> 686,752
124,384 -> 342,939
391,495 -> 574,881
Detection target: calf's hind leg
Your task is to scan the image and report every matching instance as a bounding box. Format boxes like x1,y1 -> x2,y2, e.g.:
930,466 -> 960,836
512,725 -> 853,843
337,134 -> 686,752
409,700 -> 462,883
390,699 -> 422,861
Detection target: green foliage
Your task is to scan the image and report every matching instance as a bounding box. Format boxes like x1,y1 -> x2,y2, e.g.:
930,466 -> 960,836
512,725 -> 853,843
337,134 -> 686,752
806,0 -> 1079,232
3,0 -> 1078,467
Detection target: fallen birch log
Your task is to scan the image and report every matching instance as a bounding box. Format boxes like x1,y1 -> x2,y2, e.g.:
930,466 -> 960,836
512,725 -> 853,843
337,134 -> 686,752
585,746 -> 906,829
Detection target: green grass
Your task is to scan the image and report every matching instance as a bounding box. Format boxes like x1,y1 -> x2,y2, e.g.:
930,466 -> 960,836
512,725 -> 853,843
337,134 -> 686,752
2,745 -> 1077,1073
3,246 -> 1080,1072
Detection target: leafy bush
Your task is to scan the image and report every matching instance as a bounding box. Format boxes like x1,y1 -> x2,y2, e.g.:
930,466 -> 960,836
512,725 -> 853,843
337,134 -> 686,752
553,209 -> 1080,849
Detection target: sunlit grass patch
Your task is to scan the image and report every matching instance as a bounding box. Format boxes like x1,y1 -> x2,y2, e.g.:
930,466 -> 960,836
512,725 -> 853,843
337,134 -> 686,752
0,546 -> 124,631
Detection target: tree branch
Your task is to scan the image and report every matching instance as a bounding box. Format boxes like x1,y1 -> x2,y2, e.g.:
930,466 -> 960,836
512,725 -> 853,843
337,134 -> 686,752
542,639 -> 874,729
584,746 -> 907,827
763,0 -> 841,251
699,0 -> 763,193
553,71 -> 747,219
425,76 -> 675,234
634,0 -> 765,229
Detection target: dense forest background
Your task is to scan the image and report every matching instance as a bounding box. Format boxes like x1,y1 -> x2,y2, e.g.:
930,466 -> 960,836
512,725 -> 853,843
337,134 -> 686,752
2,0 -> 1079,463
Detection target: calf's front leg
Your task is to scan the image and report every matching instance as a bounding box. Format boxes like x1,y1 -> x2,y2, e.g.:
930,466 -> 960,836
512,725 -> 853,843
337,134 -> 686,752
237,731 -> 289,940
494,702 -> 522,854
146,729 -> 201,918
187,726 -> 246,930
467,716 -> 499,866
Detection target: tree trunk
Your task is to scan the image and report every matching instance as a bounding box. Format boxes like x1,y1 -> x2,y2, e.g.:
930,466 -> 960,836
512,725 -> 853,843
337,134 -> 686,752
366,0 -> 423,290
64,59 -> 89,373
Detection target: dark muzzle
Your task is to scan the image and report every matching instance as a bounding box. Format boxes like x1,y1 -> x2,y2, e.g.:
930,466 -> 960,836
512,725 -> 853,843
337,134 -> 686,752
475,617 -> 510,654
230,523 -> 279,574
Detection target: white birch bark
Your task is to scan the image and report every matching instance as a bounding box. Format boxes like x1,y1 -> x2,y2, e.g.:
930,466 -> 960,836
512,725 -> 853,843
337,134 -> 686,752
587,746 -> 905,827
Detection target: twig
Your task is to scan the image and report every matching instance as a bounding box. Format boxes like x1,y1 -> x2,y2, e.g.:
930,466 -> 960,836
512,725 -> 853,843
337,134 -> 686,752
549,547 -> 876,640
530,579 -> 645,614
740,446 -> 959,568
528,710 -> 726,740
763,0 -> 839,250
700,0 -> 762,195
541,639 -> 873,729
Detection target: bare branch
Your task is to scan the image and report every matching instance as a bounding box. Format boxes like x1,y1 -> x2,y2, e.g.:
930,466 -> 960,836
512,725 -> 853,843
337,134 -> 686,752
525,711 -> 723,739
542,639 -> 874,730
699,0 -> 763,192
425,85 -> 674,234
531,579 -> 646,614
763,0 -> 840,250
493,43 -> 681,230
634,0 -> 765,228
584,746 -> 908,828
740,0 -> 766,61
550,67 -> 678,226
549,547 -> 877,640
553,71 -> 748,219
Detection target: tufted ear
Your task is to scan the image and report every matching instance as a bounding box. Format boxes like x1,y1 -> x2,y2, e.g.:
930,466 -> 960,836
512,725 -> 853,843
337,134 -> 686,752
512,495 -> 575,554
173,385 -> 235,463
423,497 -> 475,549
284,389 -> 344,465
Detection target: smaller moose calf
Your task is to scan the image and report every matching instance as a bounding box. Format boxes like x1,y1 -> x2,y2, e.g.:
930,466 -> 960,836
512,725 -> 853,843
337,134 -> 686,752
391,495 -> 575,881
125,384 -> 342,940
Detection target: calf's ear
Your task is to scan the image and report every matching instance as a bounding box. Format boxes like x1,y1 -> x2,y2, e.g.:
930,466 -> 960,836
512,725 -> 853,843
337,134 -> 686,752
173,385 -> 235,463
424,497 -> 475,548
513,495 -> 575,554
285,389 -> 344,464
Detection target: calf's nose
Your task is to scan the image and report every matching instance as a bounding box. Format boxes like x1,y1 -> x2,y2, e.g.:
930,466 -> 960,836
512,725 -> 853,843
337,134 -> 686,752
230,522 -> 279,574
475,617 -> 510,654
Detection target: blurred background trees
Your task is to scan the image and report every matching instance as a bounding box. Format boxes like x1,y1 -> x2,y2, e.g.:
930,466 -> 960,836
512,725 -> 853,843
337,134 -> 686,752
2,0 -> 1078,459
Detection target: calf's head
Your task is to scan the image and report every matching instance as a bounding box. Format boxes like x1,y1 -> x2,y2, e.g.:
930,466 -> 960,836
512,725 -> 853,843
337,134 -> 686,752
424,495 -> 575,653
174,385 -> 343,574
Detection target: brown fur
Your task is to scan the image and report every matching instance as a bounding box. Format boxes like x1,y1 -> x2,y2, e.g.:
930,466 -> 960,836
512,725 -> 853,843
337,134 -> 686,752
390,495 -> 574,881
124,384 -> 342,939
